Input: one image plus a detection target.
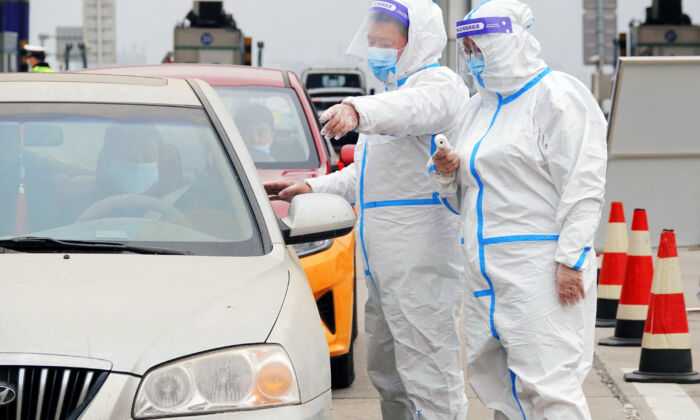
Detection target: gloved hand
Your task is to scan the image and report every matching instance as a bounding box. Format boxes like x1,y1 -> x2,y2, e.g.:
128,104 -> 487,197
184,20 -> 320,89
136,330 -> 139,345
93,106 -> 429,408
320,104 -> 359,141
556,264 -> 585,306
432,148 -> 461,176
264,181 -> 312,202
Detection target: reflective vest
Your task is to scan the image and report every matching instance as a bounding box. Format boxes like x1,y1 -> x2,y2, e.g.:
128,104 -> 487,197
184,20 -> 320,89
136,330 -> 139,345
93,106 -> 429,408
30,65 -> 53,73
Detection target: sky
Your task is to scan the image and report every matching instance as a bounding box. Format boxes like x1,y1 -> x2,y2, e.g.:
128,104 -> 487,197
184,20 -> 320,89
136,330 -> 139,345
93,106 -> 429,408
29,0 -> 700,89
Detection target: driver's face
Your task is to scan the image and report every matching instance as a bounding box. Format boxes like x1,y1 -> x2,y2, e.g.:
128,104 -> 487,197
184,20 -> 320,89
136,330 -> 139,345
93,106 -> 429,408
250,123 -> 274,147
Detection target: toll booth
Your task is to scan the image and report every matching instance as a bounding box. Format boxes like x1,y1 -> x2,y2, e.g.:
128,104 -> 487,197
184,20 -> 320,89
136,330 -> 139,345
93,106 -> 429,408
630,0 -> 700,56
174,27 -> 244,65
173,1 -> 247,65
631,24 -> 700,56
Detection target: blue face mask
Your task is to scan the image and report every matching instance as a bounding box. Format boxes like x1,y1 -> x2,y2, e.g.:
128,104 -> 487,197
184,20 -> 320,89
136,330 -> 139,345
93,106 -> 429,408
108,160 -> 159,194
254,145 -> 272,154
367,47 -> 398,82
467,52 -> 485,76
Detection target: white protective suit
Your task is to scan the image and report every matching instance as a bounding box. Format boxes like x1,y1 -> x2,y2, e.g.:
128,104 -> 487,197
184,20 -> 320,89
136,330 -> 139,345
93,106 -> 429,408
306,1 -> 469,418
432,0 -> 608,418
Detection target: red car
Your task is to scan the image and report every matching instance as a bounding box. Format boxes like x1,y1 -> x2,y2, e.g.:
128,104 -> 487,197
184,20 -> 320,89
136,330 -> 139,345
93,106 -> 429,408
82,64 -> 358,388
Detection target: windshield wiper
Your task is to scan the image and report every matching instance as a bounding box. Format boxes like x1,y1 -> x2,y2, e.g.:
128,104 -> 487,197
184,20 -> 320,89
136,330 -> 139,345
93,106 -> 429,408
0,237 -> 189,255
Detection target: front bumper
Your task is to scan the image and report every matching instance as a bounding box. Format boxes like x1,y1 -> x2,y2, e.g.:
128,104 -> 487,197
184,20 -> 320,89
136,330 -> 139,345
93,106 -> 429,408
81,373 -> 331,419
300,231 -> 355,357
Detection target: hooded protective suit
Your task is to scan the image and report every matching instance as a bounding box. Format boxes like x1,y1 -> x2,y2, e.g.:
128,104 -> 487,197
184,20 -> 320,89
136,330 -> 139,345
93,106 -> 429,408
432,0 -> 607,418
306,1 -> 469,418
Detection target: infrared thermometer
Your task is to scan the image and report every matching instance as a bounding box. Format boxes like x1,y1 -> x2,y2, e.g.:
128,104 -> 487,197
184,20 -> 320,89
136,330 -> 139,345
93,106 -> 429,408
434,134 -> 452,151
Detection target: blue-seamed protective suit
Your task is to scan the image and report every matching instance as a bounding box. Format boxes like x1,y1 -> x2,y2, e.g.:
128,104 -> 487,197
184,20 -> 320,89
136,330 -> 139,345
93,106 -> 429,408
432,0 -> 608,418
306,1 -> 470,418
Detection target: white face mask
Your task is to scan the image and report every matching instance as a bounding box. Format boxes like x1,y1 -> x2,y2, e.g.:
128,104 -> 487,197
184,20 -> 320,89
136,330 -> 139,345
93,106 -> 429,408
108,160 -> 159,194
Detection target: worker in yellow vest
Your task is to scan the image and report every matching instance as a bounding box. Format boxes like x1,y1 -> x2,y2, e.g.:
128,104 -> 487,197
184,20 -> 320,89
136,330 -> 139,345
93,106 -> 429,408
23,45 -> 53,73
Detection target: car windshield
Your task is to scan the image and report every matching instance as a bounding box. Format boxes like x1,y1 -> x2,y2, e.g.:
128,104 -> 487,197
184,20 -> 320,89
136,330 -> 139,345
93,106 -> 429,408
305,73 -> 362,89
213,86 -> 320,170
0,103 -> 263,256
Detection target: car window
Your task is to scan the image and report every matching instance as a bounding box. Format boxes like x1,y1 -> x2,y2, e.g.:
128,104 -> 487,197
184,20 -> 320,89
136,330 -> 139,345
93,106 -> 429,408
214,86 -> 320,170
311,100 -> 338,114
305,73 -> 362,89
0,103 -> 264,256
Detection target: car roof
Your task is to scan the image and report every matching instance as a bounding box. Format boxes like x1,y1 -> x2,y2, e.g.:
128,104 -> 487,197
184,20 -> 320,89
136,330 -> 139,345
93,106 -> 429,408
304,68 -> 362,73
82,64 -> 287,88
0,73 -> 201,106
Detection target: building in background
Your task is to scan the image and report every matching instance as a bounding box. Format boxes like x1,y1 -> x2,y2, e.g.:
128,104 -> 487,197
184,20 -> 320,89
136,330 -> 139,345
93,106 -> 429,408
0,0 -> 29,71
83,0 -> 115,66
0,30 -> 17,71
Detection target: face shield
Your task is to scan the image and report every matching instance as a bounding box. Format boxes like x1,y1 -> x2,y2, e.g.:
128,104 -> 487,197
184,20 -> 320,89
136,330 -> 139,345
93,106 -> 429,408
346,0 -> 410,85
456,17 -> 513,87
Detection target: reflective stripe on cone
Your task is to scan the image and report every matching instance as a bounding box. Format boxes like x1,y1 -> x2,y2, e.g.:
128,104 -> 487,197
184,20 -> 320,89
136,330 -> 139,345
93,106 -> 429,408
600,209 -> 654,346
624,230 -> 700,384
597,202 -> 628,327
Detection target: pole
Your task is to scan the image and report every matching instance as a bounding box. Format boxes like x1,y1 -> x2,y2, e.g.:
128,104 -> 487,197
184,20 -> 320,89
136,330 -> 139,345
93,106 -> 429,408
96,0 -> 103,67
64,43 -> 73,71
257,41 -> 264,67
79,42 -> 87,68
596,0 -> 605,72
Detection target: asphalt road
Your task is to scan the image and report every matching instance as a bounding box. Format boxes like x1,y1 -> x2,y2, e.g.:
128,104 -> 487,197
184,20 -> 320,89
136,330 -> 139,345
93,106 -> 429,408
331,250 -> 700,419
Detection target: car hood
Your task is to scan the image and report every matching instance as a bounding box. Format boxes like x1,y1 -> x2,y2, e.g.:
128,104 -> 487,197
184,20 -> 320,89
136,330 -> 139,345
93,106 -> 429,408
0,248 -> 289,375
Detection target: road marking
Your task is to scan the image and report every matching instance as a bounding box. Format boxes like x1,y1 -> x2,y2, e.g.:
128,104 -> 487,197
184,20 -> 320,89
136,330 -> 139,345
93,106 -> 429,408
622,368 -> 700,419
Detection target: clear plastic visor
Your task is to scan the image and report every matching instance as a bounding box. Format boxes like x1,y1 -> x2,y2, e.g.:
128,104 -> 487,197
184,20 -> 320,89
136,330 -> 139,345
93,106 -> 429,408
346,1 -> 409,60
456,36 -> 483,79
455,17 -> 514,80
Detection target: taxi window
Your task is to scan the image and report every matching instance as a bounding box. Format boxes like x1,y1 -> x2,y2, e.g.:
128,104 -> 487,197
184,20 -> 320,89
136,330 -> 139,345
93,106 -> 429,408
214,86 -> 320,170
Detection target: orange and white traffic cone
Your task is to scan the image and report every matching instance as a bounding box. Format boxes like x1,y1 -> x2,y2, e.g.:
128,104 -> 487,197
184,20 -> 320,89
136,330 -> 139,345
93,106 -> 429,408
596,202 -> 628,327
600,209 -> 654,346
624,230 -> 700,383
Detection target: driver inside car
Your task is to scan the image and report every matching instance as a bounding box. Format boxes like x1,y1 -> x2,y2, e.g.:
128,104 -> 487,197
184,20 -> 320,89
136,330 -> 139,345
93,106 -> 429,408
97,124 -> 182,197
80,123 -> 186,221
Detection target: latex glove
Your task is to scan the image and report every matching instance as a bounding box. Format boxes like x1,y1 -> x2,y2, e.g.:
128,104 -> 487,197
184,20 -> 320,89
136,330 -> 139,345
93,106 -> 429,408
320,104 -> 359,141
557,264 -> 585,307
432,148 -> 461,176
264,180 -> 312,202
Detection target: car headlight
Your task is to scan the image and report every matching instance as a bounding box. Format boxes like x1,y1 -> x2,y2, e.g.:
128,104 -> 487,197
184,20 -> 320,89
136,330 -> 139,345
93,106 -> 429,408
291,239 -> 333,258
133,345 -> 300,418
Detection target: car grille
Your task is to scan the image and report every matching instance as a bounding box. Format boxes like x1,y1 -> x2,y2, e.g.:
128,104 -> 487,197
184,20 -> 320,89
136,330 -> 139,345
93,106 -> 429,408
0,366 -> 108,420
316,290 -> 336,334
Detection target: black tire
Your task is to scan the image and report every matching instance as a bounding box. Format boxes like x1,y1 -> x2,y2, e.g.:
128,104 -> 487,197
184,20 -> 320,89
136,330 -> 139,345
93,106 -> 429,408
330,341 -> 355,389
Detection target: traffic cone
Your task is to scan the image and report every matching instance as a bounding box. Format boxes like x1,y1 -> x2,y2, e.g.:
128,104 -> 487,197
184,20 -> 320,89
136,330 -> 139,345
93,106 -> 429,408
600,209 -> 654,346
624,230 -> 700,383
596,202 -> 628,327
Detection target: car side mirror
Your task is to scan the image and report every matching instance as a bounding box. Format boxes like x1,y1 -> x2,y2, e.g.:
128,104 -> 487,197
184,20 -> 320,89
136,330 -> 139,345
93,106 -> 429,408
369,88 -> 376,95
279,193 -> 355,244
340,145 -> 355,166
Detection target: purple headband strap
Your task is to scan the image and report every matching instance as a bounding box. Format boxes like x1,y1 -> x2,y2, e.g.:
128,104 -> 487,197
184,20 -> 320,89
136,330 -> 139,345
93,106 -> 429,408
371,0 -> 410,27
456,17 -> 513,38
